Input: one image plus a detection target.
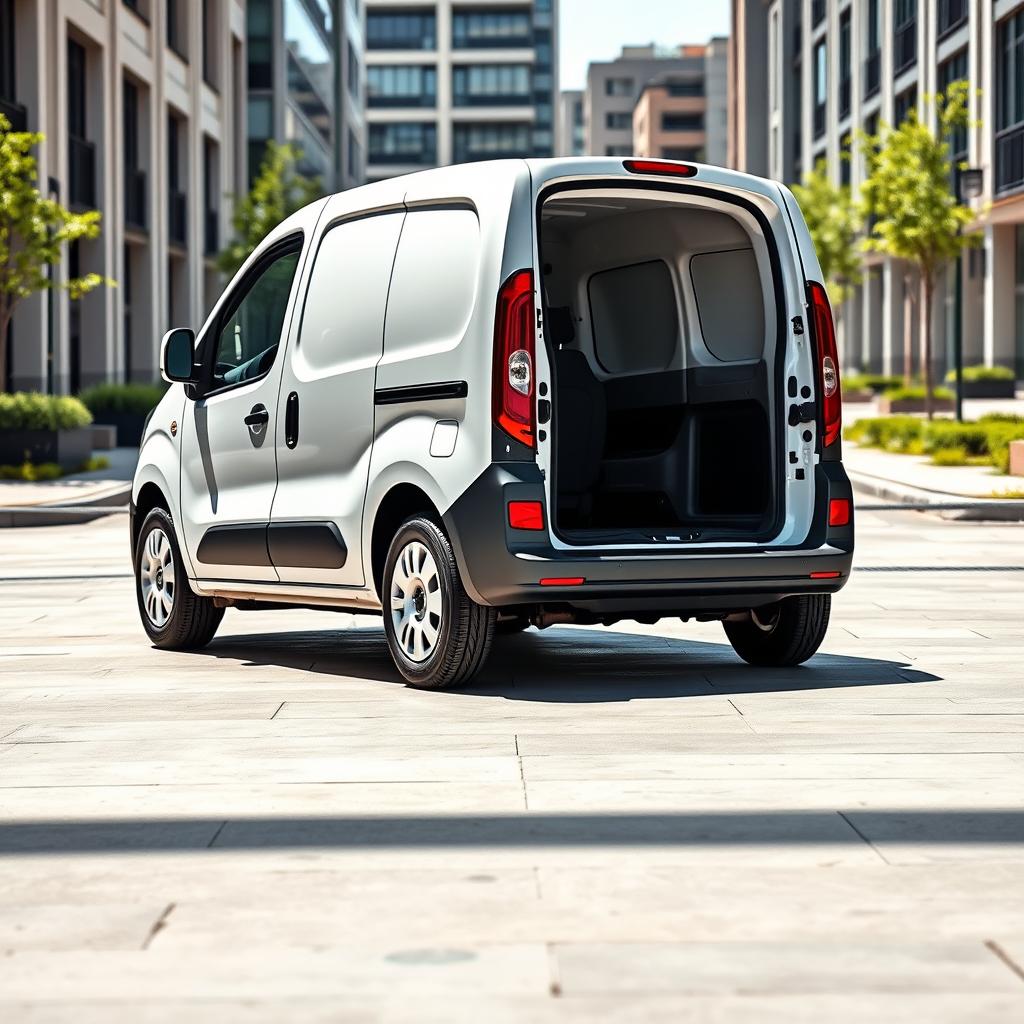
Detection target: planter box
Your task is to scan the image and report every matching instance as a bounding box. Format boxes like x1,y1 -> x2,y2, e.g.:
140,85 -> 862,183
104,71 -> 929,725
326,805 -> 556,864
842,389 -> 874,404
948,378 -> 1018,399
0,428 -> 93,471
91,424 -> 117,450
91,411 -> 148,447
878,396 -> 956,415
1010,440 -> 1024,477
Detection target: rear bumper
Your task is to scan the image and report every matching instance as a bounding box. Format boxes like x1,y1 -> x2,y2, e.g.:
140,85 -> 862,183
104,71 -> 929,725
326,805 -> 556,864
443,461 -> 854,614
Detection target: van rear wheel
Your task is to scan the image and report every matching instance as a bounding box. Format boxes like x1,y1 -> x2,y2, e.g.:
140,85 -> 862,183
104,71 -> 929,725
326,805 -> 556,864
383,516 -> 496,689
723,594 -> 831,667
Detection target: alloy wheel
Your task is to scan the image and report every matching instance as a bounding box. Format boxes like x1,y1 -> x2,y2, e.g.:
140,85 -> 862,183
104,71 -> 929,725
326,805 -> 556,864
390,540 -> 443,663
140,527 -> 175,628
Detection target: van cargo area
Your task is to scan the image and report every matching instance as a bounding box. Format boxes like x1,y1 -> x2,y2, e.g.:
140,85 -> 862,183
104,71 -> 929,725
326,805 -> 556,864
540,187 -> 783,546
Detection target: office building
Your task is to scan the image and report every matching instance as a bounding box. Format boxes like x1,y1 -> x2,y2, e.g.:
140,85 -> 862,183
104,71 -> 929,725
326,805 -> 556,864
730,0 -> 1024,381
364,0 -> 558,180
632,40 -> 729,164
246,0 -> 366,192
558,88 -> 584,156
2,0 -> 247,394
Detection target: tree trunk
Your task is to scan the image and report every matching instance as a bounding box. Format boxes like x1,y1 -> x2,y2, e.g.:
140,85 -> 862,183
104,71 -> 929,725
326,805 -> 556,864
921,272 -> 935,421
902,272 -> 915,387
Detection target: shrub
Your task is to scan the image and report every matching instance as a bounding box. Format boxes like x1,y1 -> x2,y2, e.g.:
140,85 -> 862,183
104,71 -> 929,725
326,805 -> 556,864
945,364 -> 1016,383
931,447 -> 969,466
0,392 -> 92,430
985,422 -> 1024,474
882,385 -> 955,402
923,422 -> 991,457
845,415 -> 924,451
859,374 -> 903,393
79,382 -> 166,418
0,461 -> 63,481
979,412 -> 1024,425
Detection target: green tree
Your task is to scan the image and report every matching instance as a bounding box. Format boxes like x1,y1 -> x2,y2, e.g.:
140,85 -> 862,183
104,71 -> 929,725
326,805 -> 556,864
859,82 -> 979,418
0,114 -> 109,390
792,158 -> 863,310
218,141 -> 321,277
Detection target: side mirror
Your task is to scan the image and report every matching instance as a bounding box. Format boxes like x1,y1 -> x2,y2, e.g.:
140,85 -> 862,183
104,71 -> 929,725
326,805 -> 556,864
160,328 -> 197,385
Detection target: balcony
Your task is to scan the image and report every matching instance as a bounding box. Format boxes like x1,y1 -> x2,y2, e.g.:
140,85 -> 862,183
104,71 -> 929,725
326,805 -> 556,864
996,124 -> 1024,195
124,168 -> 147,232
864,52 -> 881,99
894,21 -> 917,75
204,209 -> 219,256
168,191 -> 187,246
0,96 -> 28,131
68,134 -> 97,208
938,0 -> 968,40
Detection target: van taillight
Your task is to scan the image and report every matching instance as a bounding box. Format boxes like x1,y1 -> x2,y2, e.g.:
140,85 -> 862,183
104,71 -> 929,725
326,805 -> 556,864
807,281 -> 842,448
493,269 -> 536,448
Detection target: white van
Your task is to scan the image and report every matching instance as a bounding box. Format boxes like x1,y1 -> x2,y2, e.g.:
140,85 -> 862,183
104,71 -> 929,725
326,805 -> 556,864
132,158 -> 854,689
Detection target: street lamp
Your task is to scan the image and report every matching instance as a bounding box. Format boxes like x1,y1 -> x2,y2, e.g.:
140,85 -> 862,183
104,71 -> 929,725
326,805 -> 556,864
954,168 -> 984,423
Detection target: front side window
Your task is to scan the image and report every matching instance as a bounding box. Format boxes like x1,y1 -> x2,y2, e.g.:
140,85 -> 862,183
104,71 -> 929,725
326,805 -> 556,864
212,245 -> 301,388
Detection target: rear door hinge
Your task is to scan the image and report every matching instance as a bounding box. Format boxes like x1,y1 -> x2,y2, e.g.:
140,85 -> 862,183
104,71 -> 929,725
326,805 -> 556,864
788,401 -> 817,427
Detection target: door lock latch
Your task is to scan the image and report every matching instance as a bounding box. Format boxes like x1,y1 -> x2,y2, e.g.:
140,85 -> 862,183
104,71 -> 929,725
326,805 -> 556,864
788,401 -> 817,427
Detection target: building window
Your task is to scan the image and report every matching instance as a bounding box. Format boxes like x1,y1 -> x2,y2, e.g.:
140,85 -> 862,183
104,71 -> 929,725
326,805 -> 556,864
367,65 -> 436,107
203,137 -> 218,256
247,0 -> 272,89
838,9 -> 851,119
1,0 -> 26,129
894,85 -> 917,125
605,111 -> 632,130
811,0 -> 825,28
367,10 -> 437,50
938,49 -> 968,166
662,112 -> 704,132
67,39 -> 96,209
368,122 -> 437,165
453,122 -> 531,162
453,65 -> 531,107
202,0 -> 219,87
168,114 -> 187,246
605,77 -> 633,97
605,144 -> 632,156
938,0 -> 968,41
167,0 -> 187,60
893,0 -> 917,75
347,39 -> 359,101
997,12 -> 1024,194
840,132 -> 852,187
865,0 -> 881,98
813,39 -> 827,139
661,146 -> 703,161
347,128 -> 361,182
452,9 -> 532,49
124,80 -> 147,231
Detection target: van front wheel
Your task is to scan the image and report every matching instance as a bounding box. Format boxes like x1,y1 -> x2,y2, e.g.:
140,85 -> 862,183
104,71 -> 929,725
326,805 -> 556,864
723,594 -> 831,667
383,516 -> 496,689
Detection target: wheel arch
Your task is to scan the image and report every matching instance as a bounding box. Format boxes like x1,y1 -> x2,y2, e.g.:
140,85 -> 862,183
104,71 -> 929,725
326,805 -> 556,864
369,482 -> 443,602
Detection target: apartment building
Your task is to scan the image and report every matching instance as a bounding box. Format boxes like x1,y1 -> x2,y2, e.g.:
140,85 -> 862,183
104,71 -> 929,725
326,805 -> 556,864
584,44 -> 724,159
558,88 -> 584,156
632,40 -> 729,165
2,0 -> 247,395
730,0 -> 1024,381
246,0 -> 366,192
363,1 -> 558,180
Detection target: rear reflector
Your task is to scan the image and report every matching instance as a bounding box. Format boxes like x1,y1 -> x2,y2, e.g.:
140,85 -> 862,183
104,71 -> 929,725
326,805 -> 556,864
623,159 -> 698,178
539,577 -> 585,587
508,500 -> 545,531
810,571 -> 842,580
828,498 -> 851,527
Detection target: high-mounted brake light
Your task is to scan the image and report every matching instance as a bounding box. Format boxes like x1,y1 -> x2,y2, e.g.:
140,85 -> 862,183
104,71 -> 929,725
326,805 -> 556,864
493,269 -> 536,448
623,159 -> 698,178
807,281 -> 842,448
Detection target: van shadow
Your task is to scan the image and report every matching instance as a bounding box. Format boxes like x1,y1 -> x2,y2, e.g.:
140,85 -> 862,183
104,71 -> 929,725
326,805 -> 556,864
192,623 -> 939,702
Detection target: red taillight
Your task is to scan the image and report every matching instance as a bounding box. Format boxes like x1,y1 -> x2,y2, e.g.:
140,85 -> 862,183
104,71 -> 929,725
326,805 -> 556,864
493,269 -> 536,448
828,498 -> 851,527
623,159 -> 698,178
539,577 -> 585,587
807,281 -> 842,448
508,500 -> 545,531
810,571 -> 842,580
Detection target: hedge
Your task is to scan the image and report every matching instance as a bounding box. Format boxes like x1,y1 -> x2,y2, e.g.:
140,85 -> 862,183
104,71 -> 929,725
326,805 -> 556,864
944,364 -> 1016,383
881,385 -> 955,402
79,382 -> 167,418
844,374 -> 903,394
0,392 -> 93,431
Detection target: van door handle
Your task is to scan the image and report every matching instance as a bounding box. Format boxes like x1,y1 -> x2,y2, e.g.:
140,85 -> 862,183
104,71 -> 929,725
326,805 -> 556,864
285,392 -> 299,449
244,406 -> 270,430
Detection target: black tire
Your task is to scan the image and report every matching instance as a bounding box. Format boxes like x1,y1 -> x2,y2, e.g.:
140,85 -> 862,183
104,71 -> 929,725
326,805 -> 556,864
382,516 -> 495,689
723,594 -> 831,667
135,507 -> 224,650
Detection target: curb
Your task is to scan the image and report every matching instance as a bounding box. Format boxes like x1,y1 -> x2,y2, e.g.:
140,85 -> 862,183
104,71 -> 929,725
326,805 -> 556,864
0,482 -> 131,528
850,470 -> 1024,522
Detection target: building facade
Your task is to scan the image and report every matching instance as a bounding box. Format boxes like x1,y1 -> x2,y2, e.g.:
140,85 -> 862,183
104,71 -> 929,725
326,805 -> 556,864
632,41 -> 729,165
731,0 -> 1024,381
558,87 -> 584,156
363,0 -> 558,181
246,0 -> 366,192
2,0 -> 247,394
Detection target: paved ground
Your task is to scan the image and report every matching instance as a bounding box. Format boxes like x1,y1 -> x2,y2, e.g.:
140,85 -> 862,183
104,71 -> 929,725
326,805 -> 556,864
0,505 -> 1022,1021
